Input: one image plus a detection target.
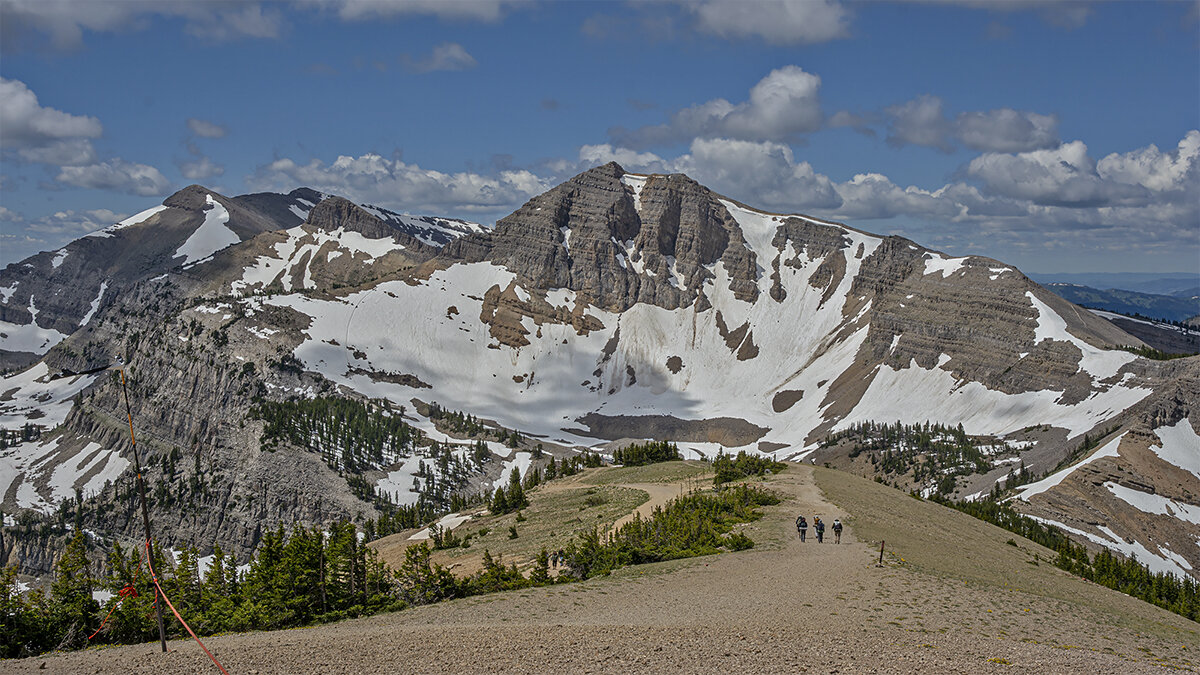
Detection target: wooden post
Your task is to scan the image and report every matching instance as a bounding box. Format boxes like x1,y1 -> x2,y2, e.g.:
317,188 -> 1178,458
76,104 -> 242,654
878,540 -> 885,565
121,368 -> 168,653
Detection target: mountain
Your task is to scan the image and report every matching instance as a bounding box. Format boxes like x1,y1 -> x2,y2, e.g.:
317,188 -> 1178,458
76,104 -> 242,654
1042,282 -> 1200,324
1,163 -> 1196,583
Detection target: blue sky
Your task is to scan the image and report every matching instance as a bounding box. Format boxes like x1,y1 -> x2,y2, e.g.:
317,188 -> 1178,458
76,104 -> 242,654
1,0 -> 1197,275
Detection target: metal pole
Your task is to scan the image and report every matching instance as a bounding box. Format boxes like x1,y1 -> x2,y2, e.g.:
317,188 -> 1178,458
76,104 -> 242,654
121,368 -> 168,653
879,540 -> 885,565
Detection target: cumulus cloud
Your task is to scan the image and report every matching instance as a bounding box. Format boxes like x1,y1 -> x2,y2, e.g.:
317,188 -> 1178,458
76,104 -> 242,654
56,159 -> 172,196
0,0 -> 284,50
401,42 -> 478,73
14,138 -> 98,167
0,77 -> 102,163
885,95 -> 955,152
248,153 -> 549,214
179,155 -> 225,181
576,129 -> 1199,252
1,78 -> 172,196
885,94 -> 1060,153
186,118 -> 228,139
966,141 -> 1149,207
578,144 -> 672,173
678,0 -> 850,45
676,138 -> 842,210
1097,129 -> 1200,193
611,66 -> 823,148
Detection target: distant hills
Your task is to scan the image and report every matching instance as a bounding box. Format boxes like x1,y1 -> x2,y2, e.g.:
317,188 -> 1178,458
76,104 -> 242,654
1040,282 -> 1199,323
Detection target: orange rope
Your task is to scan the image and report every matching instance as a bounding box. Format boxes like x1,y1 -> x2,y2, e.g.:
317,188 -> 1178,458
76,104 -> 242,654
144,540 -> 230,675
87,585 -> 139,641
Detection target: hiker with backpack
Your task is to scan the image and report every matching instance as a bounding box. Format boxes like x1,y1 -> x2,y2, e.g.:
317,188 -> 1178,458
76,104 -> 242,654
832,518 -> 843,544
795,515 -> 808,542
814,517 -> 825,543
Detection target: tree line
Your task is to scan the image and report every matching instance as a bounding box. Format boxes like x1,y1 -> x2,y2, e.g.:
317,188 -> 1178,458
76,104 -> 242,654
2,476 -> 777,658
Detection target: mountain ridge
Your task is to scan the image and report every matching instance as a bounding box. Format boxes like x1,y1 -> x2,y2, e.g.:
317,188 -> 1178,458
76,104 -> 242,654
0,163 -> 1196,585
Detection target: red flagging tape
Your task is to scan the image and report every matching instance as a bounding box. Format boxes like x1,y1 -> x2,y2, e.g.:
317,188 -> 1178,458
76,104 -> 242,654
144,540 -> 230,675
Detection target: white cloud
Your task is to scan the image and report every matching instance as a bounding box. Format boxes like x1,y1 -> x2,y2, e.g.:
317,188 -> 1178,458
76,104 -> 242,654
679,0 -> 850,45
886,94 -> 1061,153
183,3 -> 283,40
1097,130 -> 1200,193
324,0 -> 518,22
56,159 -> 172,196
14,138 -> 98,166
401,42 -> 478,73
248,153 -> 549,214
967,141 -> 1148,207
0,77 -> 102,148
0,1 -> 284,50
955,108 -> 1059,153
612,66 -> 824,148
885,95 -> 955,152
833,173 -> 961,220
578,144 -> 671,173
179,155 -> 225,180
575,129 -> 1199,258
186,118 -> 228,139
675,138 -> 842,210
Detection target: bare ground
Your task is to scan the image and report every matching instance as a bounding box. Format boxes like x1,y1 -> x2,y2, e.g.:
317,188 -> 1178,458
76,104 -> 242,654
8,464 -> 1198,674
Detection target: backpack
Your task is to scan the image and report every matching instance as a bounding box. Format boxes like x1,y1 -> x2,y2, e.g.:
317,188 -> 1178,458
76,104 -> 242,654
833,521 -> 842,532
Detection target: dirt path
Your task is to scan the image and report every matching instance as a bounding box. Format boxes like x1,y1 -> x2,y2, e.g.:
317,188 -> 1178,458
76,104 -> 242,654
11,465 -> 1194,674
607,481 -> 679,532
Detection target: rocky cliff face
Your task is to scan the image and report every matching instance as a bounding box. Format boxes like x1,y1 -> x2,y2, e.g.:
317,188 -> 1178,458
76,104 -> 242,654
443,162 -> 758,312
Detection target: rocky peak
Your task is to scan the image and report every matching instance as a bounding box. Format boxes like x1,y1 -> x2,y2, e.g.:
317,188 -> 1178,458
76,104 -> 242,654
305,196 -> 396,239
163,184 -> 221,211
441,163 -> 759,311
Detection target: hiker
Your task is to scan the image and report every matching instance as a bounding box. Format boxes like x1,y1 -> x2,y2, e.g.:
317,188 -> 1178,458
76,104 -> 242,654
832,518 -> 843,544
795,515 -> 808,542
814,517 -> 825,544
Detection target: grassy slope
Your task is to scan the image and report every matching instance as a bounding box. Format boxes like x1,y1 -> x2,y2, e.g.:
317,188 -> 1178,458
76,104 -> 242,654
814,466 -> 1200,645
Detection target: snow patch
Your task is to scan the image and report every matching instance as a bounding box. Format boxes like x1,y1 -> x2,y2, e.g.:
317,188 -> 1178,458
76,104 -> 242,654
51,249 -> 69,269
408,512 -> 473,541
0,319 -> 68,355
1149,421 -> 1200,480
1025,291 -> 1137,381
79,281 -> 108,327
89,204 -> 170,238
1015,433 -> 1127,500
174,195 -> 239,266
923,253 -> 967,278
1104,482 -> 1200,525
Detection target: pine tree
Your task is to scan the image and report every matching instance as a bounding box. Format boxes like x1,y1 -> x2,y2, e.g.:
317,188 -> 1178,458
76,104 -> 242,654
50,530 -> 99,648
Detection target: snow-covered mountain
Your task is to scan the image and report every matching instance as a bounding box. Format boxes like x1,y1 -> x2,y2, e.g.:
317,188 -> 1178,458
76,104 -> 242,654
1,164 -> 1196,580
